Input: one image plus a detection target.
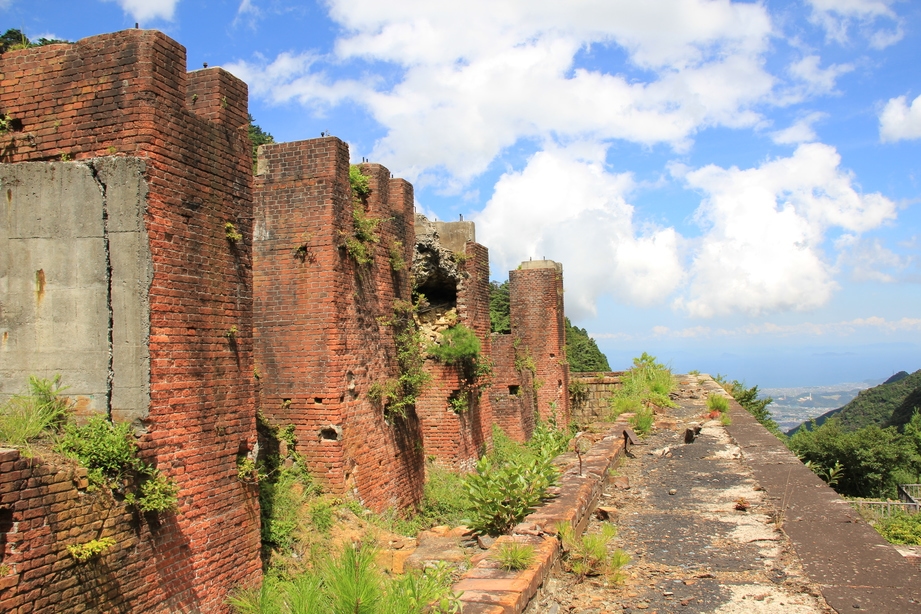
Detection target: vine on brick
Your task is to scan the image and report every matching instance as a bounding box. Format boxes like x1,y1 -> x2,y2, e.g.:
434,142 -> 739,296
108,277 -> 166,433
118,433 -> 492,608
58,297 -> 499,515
369,299 -> 431,419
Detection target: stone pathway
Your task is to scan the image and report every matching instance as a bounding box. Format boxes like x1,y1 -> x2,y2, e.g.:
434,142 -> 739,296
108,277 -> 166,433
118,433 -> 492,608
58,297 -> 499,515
524,375 -> 833,614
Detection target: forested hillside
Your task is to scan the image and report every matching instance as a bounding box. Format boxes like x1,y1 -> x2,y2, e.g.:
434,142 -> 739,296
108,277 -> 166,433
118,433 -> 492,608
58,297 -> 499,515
789,370 -> 921,434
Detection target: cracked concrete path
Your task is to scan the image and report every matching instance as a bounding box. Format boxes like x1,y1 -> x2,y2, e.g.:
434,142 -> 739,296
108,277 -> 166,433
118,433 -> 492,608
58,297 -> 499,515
524,375 -> 833,614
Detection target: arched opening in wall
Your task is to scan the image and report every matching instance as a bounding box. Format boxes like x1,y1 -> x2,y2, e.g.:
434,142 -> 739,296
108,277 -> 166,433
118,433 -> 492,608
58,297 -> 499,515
416,277 -> 457,310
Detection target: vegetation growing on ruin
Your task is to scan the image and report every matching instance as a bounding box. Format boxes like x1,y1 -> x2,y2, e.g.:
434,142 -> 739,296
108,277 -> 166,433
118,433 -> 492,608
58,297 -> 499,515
0,28 -> 68,53
495,541 -> 535,571
56,415 -> 180,513
608,353 -> 676,423
557,522 -> 630,584
344,165 -> 383,265
229,543 -> 461,614
0,375 -> 70,447
0,375 -> 178,513
67,537 -> 117,563
463,421 -> 569,536
369,300 -> 431,419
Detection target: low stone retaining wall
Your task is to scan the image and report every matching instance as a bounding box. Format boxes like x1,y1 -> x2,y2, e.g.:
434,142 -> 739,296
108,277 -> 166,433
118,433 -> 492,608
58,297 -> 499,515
453,425 -> 627,613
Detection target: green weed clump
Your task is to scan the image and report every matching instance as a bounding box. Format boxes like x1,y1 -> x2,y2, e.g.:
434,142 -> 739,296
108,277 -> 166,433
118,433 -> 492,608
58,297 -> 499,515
0,375 -> 70,446
629,406 -> 655,436
558,523 -> 630,583
56,415 -> 179,513
228,543 -> 461,614
607,353 -> 676,424
706,393 -> 730,413
495,541 -> 535,571
67,537 -> 117,563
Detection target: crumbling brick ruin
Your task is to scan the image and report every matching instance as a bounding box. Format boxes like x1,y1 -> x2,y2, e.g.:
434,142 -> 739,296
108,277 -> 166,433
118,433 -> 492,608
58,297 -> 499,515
0,28 -> 571,612
489,261 -> 570,441
0,30 -> 261,612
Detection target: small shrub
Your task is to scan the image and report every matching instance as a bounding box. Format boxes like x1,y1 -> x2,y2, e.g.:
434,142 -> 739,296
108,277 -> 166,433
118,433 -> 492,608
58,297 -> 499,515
429,324 -> 480,367
706,393 -> 730,413
495,541 -> 535,571
67,537 -> 116,562
136,470 -> 180,513
568,379 -> 589,406
464,452 -> 557,536
389,240 -> 406,272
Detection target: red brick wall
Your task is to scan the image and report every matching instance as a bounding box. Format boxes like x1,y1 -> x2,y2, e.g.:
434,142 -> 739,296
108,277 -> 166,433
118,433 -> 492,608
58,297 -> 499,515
0,30 -> 260,612
510,262 -> 570,427
416,241 -> 495,468
488,334 -> 536,442
253,139 -> 424,511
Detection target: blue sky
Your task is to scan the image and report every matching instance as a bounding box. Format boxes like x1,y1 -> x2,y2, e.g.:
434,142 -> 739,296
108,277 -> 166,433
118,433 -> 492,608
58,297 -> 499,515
4,0 -> 919,387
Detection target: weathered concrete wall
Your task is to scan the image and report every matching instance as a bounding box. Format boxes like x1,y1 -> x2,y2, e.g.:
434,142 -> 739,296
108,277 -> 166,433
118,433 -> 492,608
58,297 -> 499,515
0,159 -> 151,422
569,372 -> 624,425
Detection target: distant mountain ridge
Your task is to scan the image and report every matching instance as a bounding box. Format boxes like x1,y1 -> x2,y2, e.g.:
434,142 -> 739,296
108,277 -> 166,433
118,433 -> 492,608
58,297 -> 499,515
787,370 -> 921,435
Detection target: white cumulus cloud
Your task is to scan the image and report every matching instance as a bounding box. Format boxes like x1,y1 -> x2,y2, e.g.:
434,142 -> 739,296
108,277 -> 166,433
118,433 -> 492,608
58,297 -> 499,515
879,94 -> 921,142
231,0 -> 777,185
675,143 -> 897,317
475,145 -> 684,319
770,112 -> 827,144
806,0 -> 903,48
104,0 -> 178,22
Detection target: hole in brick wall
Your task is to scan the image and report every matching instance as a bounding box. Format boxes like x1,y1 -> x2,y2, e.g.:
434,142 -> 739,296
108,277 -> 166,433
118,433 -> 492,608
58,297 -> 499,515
7,118 -> 22,132
550,353 -> 555,358
281,398 -> 292,409
314,397 -> 323,404
0,507 -> 12,563
415,278 -> 457,308
319,425 -> 342,441
508,385 -> 520,396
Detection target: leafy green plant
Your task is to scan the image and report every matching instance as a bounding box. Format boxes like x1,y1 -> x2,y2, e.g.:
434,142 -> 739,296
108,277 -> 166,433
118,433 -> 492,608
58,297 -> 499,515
558,523 -> 629,583
464,450 -> 557,536
225,222 -> 243,242
67,537 -> 117,563
0,375 -> 71,446
310,499 -> 335,534
495,541 -> 535,571
349,164 -> 372,196
135,470 -> 180,513
55,415 -> 179,513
